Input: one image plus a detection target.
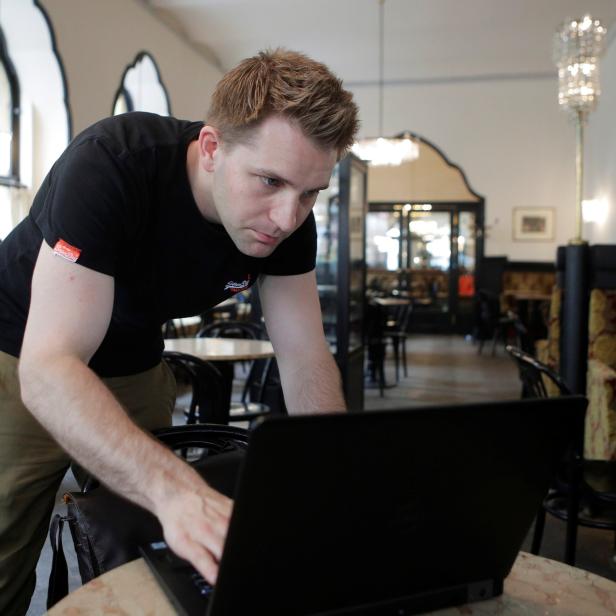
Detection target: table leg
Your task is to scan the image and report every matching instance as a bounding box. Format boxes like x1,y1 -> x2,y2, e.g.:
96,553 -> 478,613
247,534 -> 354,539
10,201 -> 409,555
216,361 -> 235,420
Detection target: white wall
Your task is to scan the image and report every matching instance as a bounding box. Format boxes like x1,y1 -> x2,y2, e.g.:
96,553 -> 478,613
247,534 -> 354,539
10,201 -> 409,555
40,0 -> 222,138
350,76 -> 577,262
585,32 -> 616,245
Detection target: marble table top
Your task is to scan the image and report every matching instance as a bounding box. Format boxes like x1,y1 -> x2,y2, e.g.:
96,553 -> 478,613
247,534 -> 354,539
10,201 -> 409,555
164,336 -> 274,362
371,297 -> 413,307
47,552 -> 616,615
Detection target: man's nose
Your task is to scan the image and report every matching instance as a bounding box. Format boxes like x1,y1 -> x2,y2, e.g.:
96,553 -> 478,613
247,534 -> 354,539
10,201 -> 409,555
270,194 -> 298,233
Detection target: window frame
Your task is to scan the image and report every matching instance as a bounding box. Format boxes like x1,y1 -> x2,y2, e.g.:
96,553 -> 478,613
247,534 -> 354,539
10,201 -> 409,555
0,27 -> 20,186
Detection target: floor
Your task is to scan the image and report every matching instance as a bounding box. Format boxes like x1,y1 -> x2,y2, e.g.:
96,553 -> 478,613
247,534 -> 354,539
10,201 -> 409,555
28,334 -> 616,614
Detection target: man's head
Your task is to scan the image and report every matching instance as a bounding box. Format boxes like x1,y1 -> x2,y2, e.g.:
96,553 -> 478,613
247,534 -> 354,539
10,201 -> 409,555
206,48 -> 359,159
194,49 -> 359,259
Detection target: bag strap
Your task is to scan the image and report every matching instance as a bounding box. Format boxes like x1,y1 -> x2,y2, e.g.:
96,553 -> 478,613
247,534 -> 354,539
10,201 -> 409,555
47,513 -> 69,608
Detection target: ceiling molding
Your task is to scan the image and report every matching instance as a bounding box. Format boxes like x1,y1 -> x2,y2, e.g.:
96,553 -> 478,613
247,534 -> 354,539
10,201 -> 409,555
346,71 -> 557,89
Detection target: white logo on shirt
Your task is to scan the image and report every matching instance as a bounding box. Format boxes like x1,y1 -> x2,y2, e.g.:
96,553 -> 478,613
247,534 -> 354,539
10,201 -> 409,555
224,276 -> 251,293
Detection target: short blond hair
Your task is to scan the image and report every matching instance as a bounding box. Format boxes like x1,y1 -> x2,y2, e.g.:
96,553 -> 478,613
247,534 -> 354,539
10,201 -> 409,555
207,49 -> 359,157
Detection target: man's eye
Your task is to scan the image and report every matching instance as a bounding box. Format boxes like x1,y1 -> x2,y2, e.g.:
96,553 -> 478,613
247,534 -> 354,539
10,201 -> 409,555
261,177 -> 281,188
302,190 -> 320,200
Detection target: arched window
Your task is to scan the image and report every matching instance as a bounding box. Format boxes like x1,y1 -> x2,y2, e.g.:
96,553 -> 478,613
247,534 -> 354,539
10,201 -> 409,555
113,52 -> 171,116
0,0 -> 70,239
0,27 -> 19,184
112,87 -> 134,116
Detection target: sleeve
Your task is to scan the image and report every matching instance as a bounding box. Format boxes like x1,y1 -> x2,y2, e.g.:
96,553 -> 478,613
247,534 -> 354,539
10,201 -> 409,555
259,211 -> 317,276
32,137 -> 145,277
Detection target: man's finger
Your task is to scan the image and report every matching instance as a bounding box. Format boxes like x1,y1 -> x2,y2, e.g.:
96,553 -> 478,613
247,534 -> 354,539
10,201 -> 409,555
180,540 -> 221,585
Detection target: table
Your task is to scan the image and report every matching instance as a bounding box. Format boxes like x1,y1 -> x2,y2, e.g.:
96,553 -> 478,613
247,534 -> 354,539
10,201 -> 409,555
501,291 -> 552,343
164,336 -> 274,362
47,552 -> 616,615
502,291 -> 552,302
371,297 -> 412,308
164,337 -> 275,417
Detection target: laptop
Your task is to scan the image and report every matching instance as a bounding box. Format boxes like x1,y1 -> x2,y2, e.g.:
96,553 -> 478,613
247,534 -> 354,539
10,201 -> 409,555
141,396 -> 586,615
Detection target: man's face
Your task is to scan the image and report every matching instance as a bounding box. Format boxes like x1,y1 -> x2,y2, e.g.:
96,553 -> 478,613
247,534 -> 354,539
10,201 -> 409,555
208,115 -> 337,258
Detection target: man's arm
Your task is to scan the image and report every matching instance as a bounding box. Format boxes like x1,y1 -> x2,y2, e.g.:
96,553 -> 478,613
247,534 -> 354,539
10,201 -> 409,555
259,269 -> 346,414
19,241 -> 230,583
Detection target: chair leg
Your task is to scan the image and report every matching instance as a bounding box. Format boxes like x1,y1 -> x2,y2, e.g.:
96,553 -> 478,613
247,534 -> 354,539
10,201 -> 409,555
564,515 -> 578,566
491,328 -> 499,356
563,453 -> 583,566
531,507 -> 546,555
391,337 -> 400,382
374,342 -> 385,397
401,337 -> 408,378
564,488 -> 580,566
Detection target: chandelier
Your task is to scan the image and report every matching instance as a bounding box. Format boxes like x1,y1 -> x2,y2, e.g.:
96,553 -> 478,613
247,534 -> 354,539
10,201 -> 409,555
554,15 -> 607,117
553,15 -> 607,244
351,0 -> 419,166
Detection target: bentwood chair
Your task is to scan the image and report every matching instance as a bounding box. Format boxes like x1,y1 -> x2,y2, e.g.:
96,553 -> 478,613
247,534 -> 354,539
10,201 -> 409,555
477,290 -> 528,356
506,345 -> 616,566
384,301 -> 413,382
162,350 -> 228,425
197,320 -> 278,422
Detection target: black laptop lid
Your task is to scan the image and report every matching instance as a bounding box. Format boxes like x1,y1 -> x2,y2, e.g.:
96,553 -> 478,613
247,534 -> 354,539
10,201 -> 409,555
208,396 -> 586,616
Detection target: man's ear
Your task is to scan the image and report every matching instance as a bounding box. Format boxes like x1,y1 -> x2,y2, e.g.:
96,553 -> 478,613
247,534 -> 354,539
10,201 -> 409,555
198,125 -> 221,172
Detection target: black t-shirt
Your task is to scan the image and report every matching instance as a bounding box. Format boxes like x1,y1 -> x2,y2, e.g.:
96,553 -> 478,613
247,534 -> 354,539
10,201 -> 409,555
0,112 -> 316,377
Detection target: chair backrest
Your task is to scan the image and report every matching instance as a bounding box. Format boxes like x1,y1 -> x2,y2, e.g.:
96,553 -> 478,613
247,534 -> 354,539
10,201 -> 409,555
506,345 -> 571,399
162,319 -> 180,339
162,351 -> 228,424
397,301 -> 413,333
153,423 -> 250,462
197,320 -> 265,340
476,289 -> 501,337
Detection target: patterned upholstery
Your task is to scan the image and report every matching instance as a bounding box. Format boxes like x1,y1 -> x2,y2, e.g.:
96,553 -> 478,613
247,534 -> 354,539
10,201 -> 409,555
585,359 -> 616,460
585,288 -> 616,460
588,289 -> 616,367
502,271 -> 555,295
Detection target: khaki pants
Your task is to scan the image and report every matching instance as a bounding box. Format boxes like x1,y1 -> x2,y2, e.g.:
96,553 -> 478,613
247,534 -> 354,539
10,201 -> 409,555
0,351 -> 176,616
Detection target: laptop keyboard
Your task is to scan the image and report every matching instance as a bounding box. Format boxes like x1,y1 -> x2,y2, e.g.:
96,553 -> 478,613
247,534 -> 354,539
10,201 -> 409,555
190,570 -> 215,598
141,541 -> 214,614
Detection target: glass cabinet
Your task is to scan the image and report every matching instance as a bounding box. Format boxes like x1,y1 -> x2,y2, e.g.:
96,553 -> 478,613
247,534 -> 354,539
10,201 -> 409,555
315,153 -> 367,410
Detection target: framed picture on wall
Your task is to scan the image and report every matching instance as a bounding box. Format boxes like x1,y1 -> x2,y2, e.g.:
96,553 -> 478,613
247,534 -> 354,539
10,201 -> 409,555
512,207 -> 555,241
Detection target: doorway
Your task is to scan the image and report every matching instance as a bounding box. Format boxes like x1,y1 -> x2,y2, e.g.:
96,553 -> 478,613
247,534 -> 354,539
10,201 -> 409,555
366,201 -> 483,333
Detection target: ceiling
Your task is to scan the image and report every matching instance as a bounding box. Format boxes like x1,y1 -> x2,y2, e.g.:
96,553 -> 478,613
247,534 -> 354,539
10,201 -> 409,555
144,0 -> 616,85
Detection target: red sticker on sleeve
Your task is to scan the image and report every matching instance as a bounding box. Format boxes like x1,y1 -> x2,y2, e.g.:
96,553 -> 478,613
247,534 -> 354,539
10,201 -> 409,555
53,239 -> 82,263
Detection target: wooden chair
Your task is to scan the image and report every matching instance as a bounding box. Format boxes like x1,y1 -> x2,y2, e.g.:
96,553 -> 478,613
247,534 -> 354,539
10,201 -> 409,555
364,302 -> 386,396
162,351 -> 228,425
384,302 -> 413,382
197,320 -> 276,423
477,290 -> 528,356
506,345 -> 616,565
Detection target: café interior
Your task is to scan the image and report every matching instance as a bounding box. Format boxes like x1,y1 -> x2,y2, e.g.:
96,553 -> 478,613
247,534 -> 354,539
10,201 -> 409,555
2,0 -> 616,613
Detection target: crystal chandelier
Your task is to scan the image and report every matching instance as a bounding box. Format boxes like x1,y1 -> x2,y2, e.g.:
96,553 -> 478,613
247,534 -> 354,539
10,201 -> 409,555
351,0 -> 419,167
553,15 -> 607,243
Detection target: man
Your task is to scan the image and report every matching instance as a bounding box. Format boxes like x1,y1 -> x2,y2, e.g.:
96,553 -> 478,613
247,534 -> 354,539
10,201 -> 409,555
0,49 -> 359,614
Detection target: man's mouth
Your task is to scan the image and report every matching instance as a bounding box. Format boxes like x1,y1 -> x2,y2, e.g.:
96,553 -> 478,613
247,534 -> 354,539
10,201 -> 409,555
252,229 -> 280,245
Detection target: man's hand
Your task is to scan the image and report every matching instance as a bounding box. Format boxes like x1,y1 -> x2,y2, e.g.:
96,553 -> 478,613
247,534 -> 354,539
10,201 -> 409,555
155,475 -> 233,583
